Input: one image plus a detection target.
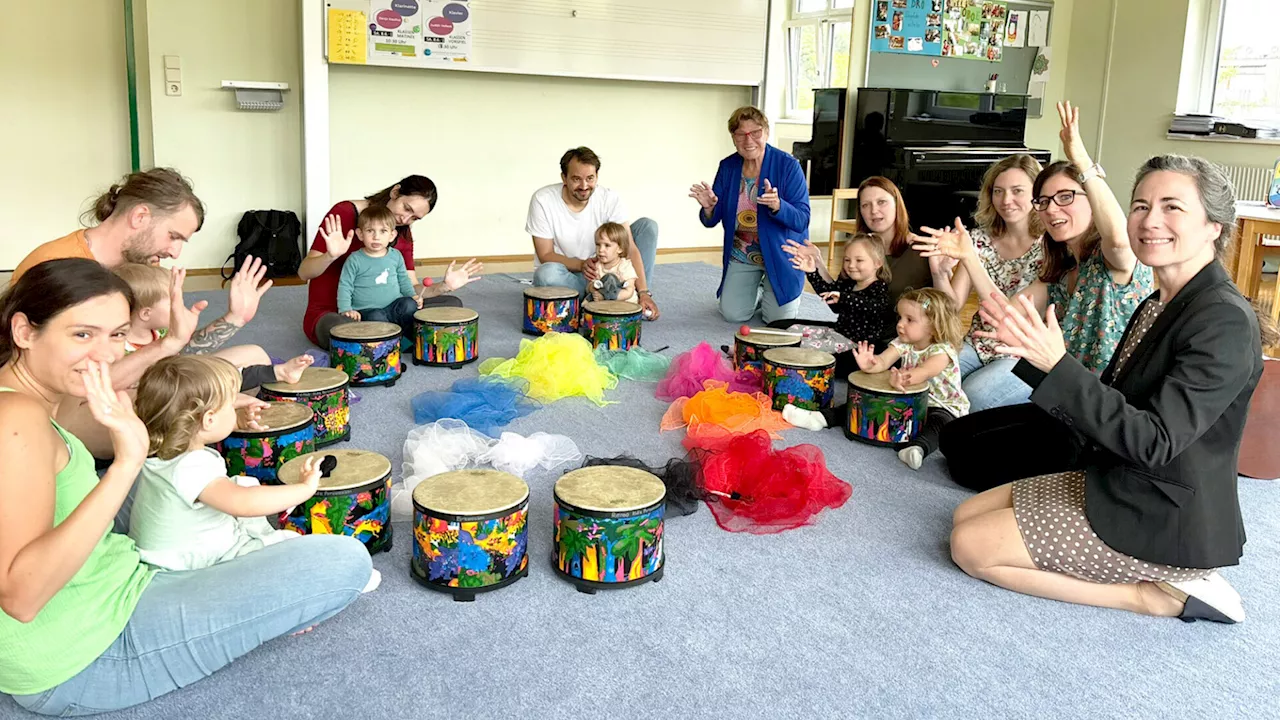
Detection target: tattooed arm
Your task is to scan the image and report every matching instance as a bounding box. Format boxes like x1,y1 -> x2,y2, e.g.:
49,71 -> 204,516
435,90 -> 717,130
180,318 -> 242,355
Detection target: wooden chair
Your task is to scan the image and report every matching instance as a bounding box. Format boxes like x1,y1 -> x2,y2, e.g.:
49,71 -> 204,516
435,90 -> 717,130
827,188 -> 859,272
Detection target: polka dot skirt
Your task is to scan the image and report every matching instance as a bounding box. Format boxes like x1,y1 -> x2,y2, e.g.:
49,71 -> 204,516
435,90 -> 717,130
1012,471 -> 1210,584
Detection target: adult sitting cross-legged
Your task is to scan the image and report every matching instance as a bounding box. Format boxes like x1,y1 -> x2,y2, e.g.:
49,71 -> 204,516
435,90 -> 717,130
298,175 -> 483,349
949,154 -> 1269,624
12,168 -> 278,459
528,147 -> 661,320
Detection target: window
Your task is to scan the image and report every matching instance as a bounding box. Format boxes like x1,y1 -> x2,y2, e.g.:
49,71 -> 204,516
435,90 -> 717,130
1181,0 -> 1280,126
785,0 -> 854,119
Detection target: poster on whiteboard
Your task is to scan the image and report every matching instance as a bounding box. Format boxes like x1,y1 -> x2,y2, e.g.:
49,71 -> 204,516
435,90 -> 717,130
420,0 -> 471,63
368,0 -> 423,59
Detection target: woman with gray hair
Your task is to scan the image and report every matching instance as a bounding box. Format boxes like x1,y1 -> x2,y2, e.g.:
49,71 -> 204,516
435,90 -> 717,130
948,151 -> 1272,624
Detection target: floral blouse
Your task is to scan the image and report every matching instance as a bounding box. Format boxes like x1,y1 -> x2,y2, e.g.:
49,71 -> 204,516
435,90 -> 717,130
1046,249 -> 1154,374
966,228 -> 1045,364
889,339 -> 970,417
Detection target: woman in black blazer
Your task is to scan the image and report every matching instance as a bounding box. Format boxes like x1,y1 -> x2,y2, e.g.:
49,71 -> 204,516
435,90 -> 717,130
949,154 -> 1267,623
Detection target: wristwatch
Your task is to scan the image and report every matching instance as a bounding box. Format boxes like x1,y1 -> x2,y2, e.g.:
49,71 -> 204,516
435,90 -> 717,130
1077,162 -> 1106,184
638,289 -> 653,298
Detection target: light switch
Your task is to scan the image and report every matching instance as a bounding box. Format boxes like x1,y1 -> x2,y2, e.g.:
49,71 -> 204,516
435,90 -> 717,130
165,81 -> 182,97
163,55 -> 180,69
164,68 -> 181,82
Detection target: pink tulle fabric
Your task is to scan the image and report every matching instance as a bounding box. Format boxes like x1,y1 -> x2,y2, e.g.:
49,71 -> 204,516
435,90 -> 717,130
654,342 -> 762,401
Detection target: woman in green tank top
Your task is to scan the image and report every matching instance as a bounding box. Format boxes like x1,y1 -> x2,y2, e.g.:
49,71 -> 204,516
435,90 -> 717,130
0,259 -> 372,716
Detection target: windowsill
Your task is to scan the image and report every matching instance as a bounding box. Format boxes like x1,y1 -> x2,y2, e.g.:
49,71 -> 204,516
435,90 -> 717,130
779,117 -> 814,125
1166,132 -> 1280,147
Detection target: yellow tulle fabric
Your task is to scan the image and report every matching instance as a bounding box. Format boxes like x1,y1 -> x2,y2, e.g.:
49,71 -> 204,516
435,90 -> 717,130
479,332 -> 617,406
659,380 -> 789,438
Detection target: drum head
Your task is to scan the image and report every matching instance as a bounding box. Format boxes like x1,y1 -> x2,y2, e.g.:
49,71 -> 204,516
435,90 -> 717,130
583,300 -> 641,316
231,402 -> 314,437
555,466 -> 665,513
849,370 -> 928,394
524,285 -> 579,301
763,347 -> 836,368
415,306 -> 479,324
279,449 -> 392,491
734,329 -> 799,347
330,321 -> 401,340
412,469 -> 529,516
261,366 -> 348,394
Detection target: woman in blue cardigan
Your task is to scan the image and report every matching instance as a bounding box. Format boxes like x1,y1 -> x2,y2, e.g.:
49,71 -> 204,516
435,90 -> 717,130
690,106 -> 811,323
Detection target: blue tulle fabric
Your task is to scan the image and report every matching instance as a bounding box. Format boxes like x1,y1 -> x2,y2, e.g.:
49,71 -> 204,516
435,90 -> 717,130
410,377 -> 538,435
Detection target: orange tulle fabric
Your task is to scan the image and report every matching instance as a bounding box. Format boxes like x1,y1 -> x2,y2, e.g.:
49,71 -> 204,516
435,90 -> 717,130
659,380 -> 790,439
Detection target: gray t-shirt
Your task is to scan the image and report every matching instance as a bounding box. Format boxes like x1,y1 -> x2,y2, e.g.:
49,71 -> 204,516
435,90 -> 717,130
337,249 -> 416,313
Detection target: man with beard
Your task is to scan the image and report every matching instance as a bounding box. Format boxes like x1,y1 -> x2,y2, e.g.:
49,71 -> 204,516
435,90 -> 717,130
526,147 -> 662,319
12,167 -> 275,459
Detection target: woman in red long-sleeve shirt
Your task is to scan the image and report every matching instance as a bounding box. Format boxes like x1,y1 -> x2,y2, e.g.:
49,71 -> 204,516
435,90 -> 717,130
298,175 -> 482,348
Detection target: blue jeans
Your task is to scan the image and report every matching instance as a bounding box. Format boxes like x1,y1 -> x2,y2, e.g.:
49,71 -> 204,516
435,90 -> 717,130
11,535 -> 371,717
360,295 -> 419,338
533,217 -> 659,294
718,260 -> 801,324
958,341 -> 1032,413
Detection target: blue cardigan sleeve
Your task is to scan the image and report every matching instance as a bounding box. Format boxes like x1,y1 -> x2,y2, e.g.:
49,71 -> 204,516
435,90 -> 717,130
768,153 -> 811,235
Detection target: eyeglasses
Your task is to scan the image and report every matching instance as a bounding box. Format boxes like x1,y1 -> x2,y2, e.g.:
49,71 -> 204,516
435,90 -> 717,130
732,128 -> 764,142
1032,190 -> 1086,211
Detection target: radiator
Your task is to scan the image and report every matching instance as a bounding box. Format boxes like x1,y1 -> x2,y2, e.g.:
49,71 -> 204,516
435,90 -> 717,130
1218,163 -> 1274,202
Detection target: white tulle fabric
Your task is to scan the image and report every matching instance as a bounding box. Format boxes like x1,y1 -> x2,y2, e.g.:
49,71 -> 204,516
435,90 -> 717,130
391,419 -> 582,520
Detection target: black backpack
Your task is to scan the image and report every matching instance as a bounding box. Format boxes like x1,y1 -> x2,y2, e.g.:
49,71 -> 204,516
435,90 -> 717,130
223,210 -> 303,280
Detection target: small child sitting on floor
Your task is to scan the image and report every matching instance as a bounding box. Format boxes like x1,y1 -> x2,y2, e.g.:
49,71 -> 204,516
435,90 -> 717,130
114,262 -> 315,394
589,222 -> 638,303
784,287 -> 969,470
337,204 -> 423,337
787,233 -> 894,375
128,356 -> 381,591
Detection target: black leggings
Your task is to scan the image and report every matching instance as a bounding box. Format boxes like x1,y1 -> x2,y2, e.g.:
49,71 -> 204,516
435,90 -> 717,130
937,403 -> 1086,492
313,295 -> 464,350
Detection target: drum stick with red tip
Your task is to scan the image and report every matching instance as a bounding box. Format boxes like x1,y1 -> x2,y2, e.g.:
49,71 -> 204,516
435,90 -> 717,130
739,325 -> 805,339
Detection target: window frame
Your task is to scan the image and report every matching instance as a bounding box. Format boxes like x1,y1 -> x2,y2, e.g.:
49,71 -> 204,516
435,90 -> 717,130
783,0 -> 854,121
1179,0 -> 1279,123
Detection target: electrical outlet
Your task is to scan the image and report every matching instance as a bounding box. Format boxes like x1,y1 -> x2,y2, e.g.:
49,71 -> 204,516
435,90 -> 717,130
165,81 -> 182,96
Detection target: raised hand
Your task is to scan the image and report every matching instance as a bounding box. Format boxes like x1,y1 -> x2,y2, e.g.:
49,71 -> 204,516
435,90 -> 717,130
889,367 -> 909,391
820,291 -> 841,305
928,252 -> 959,277
1057,101 -> 1091,167
978,295 -> 1067,372
321,213 -> 353,258
789,250 -> 818,273
852,340 -> 877,371
441,259 -> 484,292
225,255 -> 273,327
167,267 -> 208,345
758,178 -> 781,213
296,455 -> 323,493
915,218 -> 975,261
82,360 -> 149,466
689,182 -> 718,210
782,238 -> 822,262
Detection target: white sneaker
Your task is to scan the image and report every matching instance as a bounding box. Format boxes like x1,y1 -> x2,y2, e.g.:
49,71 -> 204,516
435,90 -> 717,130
1166,571 -> 1245,624
361,569 -> 382,594
898,445 -> 924,470
782,404 -> 827,431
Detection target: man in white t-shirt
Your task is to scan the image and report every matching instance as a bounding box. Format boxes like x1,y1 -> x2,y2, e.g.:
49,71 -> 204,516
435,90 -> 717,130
526,146 -> 661,319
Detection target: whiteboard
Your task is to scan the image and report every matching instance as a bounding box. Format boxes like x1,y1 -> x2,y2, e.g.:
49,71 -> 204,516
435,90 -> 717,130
325,0 -> 768,86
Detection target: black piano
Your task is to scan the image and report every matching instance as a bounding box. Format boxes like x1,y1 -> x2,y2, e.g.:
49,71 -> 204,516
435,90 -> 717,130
849,87 -> 1051,233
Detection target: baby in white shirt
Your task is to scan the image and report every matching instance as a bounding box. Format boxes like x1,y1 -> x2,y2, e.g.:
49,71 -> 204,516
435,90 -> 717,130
589,222 -> 638,303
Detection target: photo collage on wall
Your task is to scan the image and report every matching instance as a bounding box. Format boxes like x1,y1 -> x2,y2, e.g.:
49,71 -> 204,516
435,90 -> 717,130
870,0 -> 944,56
941,0 -> 1007,61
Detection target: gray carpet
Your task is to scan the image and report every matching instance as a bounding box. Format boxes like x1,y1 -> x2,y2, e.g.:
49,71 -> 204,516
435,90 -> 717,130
6,262 -> 1279,719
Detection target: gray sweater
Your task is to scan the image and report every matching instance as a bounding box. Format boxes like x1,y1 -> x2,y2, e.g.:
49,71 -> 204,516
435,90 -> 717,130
337,250 -> 415,312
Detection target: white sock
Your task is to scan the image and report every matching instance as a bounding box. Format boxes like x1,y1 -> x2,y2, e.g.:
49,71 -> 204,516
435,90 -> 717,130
362,568 -> 382,594
898,446 -> 924,470
783,404 -> 827,431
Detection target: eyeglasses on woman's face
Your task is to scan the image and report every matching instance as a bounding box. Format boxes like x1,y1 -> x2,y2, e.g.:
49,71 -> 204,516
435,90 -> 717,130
1032,189 -> 1086,212
733,128 -> 764,143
